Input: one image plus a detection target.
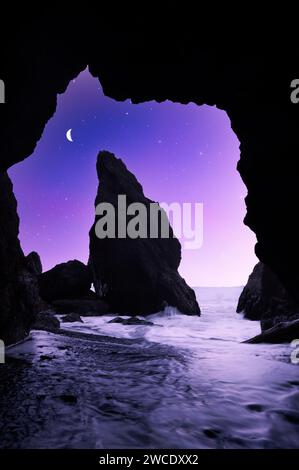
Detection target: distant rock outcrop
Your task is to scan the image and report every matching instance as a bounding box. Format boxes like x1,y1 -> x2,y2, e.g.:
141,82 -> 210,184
237,262 -> 299,330
89,151 -> 200,316
108,317 -> 155,326
25,251 -> 42,276
61,313 -> 83,323
38,260 -> 92,302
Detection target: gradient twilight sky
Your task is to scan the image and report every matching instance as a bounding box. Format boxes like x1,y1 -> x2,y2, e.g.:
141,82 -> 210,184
8,69 -> 258,287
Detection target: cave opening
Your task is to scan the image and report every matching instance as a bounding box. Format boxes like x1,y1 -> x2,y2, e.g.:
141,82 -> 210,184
8,69 -> 258,310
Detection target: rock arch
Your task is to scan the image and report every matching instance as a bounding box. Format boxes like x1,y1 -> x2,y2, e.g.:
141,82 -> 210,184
1,26 -> 298,343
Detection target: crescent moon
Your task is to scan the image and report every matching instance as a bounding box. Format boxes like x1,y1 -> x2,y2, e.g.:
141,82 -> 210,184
66,128 -> 73,142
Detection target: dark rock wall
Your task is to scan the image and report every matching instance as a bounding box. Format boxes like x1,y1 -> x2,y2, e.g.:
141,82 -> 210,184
0,172 -> 41,344
237,262 -> 299,330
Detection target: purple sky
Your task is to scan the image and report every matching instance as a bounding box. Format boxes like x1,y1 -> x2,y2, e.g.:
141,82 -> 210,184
9,69 -> 258,287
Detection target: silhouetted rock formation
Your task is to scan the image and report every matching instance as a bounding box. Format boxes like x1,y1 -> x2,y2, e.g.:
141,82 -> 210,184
38,263 -> 111,317
52,298 -> 110,316
89,151 -> 200,316
245,319 -> 299,344
237,262 -> 299,330
38,260 -> 92,302
0,172 -> 42,344
25,251 -> 42,276
61,313 -> 83,323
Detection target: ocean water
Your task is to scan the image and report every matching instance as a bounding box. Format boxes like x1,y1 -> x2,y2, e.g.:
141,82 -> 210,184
2,287 -> 299,449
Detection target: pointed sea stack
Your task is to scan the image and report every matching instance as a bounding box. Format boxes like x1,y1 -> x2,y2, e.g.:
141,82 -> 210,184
89,151 -> 200,316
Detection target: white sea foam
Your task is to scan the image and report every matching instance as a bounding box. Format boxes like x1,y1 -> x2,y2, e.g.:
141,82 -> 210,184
59,287 -> 259,346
